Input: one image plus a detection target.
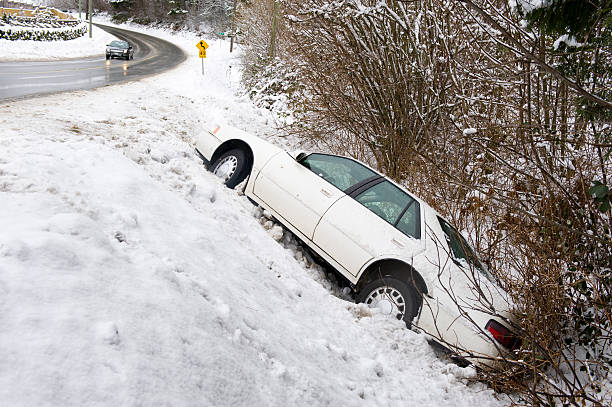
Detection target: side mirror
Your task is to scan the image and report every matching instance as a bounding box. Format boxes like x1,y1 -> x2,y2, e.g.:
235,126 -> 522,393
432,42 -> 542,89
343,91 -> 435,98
296,152 -> 308,162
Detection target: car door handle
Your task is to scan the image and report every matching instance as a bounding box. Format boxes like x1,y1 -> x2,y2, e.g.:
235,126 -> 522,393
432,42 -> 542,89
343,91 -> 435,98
320,189 -> 332,197
391,238 -> 405,248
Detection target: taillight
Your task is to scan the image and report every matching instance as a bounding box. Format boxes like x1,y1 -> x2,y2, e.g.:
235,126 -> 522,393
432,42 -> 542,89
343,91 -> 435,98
485,320 -> 520,350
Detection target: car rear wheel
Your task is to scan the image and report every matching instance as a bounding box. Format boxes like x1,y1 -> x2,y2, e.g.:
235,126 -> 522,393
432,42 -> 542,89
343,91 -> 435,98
357,277 -> 420,327
211,148 -> 249,189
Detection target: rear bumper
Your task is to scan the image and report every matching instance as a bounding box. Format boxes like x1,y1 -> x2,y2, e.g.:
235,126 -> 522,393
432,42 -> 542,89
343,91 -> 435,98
194,148 -> 210,167
418,298 -> 518,367
194,131 -> 222,163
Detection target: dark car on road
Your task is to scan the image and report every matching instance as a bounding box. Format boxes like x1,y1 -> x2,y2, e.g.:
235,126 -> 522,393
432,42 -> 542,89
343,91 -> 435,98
106,40 -> 134,60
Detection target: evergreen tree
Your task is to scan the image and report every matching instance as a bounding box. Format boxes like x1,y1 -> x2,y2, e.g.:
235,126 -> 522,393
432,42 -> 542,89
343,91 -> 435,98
520,0 -> 611,119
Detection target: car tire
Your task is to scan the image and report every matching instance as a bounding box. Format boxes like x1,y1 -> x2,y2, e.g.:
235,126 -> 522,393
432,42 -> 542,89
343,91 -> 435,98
210,148 -> 249,189
106,54 -> 110,60
357,277 -> 420,327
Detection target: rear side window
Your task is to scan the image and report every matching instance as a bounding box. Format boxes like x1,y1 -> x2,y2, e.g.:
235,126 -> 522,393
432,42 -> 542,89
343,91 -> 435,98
396,201 -> 420,239
355,180 -> 421,239
300,153 -> 377,191
437,217 -> 485,273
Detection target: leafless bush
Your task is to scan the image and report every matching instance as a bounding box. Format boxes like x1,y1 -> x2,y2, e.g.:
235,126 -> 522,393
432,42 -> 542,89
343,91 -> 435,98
238,0 -> 293,93
46,0 -> 110,12
45,0 -> 232,30
247,0 -> 612,404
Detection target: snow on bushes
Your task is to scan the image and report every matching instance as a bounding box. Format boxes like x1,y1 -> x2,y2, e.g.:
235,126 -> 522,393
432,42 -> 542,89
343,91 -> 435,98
0,15 -> 87,41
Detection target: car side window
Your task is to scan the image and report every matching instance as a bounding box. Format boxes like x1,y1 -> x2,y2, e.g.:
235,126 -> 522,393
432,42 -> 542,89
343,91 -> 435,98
354,181 -> 421,239
300,154 -> 377,191
396,201 -> 420,239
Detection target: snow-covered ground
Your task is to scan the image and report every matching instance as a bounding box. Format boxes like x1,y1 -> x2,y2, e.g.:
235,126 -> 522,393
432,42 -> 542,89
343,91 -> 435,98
0,18 -> 508,406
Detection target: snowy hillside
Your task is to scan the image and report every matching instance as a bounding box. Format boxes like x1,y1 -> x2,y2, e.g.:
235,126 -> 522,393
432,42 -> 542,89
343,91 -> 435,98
0,22 -> 507,406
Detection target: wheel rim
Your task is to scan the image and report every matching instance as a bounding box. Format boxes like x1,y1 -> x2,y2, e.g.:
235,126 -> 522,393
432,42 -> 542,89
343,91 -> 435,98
364,286 -> 406,320
213,155 -> 238,182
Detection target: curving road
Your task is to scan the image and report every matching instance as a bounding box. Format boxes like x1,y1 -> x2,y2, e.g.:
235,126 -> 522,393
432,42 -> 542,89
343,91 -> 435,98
0,24 -> 186,100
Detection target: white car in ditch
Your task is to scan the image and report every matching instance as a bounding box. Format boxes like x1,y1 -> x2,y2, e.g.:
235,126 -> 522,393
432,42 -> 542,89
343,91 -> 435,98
194,124 -> 519,364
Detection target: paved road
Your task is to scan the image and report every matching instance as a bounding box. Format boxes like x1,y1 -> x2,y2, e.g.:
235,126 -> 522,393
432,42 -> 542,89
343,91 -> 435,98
0,24 -> 186,100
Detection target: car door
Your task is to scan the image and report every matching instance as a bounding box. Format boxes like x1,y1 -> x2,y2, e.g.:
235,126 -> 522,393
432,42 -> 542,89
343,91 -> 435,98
252,153 -> 379,240
313,179 -> 424,276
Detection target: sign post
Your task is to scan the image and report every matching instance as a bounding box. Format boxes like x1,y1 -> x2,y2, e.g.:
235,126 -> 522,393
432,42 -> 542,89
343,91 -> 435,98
88,0 -> 92,38
196,40 -> 209,75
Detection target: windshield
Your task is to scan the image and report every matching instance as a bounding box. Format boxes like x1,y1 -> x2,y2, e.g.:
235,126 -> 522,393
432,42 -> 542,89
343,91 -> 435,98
437,217 -> 488,276
109,41 -> 128,49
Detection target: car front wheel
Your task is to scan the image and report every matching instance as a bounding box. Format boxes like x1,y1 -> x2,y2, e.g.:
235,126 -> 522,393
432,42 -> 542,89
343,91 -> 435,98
211,148 -> 249,189
357,277 -> 420,327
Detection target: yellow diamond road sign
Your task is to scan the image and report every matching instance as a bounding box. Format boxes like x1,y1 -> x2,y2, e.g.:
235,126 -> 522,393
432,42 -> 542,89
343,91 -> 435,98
196,40 -> 209,58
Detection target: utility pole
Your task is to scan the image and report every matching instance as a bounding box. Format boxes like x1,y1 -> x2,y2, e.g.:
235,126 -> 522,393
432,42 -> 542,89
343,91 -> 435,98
79,0 -> 82,19
88,0 -> 92,38
229,0 -> 237,53
268,0 -> 279,59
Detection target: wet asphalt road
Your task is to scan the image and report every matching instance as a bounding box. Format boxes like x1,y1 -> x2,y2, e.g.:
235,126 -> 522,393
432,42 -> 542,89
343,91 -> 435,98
0,24 -> 186,101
